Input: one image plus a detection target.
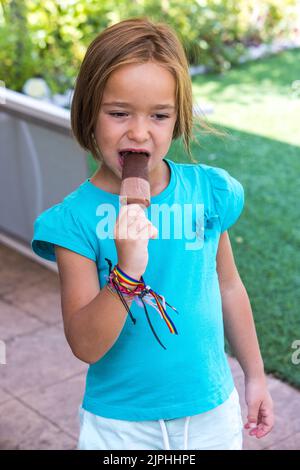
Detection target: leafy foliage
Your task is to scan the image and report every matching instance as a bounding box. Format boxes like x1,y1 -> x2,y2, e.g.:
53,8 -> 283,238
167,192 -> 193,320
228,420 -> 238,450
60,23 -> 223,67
0,0 -> 299,94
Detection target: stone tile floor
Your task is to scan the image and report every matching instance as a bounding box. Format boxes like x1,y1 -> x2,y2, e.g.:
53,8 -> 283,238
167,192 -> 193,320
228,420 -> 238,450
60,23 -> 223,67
0,243 -> 299,450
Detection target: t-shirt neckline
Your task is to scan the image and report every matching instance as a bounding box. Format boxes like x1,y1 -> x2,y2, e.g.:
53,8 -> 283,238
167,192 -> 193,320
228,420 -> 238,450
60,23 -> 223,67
83,158 -> 176,204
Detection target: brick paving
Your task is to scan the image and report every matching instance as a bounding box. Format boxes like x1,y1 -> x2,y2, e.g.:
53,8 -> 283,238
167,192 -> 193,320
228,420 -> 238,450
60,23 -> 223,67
0,243 -> 299,450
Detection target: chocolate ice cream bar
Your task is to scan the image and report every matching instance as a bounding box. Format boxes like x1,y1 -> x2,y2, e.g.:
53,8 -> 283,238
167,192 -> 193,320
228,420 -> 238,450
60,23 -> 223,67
120,152 -> 150,208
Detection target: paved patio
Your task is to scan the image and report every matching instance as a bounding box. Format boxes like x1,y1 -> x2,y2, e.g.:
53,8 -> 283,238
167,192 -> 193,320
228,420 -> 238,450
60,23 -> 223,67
0,242 -> 299,450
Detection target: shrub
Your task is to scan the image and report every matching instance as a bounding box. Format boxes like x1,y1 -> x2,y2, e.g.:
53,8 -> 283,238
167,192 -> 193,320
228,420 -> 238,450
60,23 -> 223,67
0,0 -> 299,95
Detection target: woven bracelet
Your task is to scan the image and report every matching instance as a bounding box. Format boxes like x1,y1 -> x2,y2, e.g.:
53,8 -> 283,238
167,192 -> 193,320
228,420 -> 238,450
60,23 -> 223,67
104,258 -> 179,350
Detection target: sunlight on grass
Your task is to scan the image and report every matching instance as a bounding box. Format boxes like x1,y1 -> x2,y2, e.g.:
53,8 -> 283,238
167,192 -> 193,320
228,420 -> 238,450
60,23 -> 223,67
188,49 -> 300,388
192,49 -> 300,146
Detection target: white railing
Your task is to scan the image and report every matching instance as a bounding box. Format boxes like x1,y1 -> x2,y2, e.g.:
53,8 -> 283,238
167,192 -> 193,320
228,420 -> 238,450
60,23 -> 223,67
0,88 -> 90,268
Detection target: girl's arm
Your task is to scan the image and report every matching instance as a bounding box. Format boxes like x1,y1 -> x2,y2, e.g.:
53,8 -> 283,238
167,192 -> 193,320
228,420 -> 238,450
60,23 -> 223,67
217,231 -> 264,379
216,231 -> 274,439
55,246 -> 135,365
54,204 -> 156,365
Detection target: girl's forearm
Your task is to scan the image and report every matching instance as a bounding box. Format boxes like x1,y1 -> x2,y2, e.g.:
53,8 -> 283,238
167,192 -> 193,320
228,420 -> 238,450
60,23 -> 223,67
66,283 -> 135,364
220,280 -> 265,381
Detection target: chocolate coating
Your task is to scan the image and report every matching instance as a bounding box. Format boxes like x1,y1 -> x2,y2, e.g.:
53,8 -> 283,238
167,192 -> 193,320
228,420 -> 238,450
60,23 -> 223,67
121,152 -> 149,181
120,152 -> 151,207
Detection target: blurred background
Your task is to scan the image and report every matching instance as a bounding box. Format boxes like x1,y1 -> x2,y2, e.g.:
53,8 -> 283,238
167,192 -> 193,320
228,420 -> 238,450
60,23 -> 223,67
0,0 -> 299,450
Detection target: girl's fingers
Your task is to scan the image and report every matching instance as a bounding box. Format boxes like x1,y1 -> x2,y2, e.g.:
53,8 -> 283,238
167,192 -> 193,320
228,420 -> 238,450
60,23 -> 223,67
244,422 -> 257,429
115,210 -> 148,239
135,222 -> 157,239
246,412 -> 274,438
115,204 -> 157,239
253,423 -> 272,438
118,204 -> 146,226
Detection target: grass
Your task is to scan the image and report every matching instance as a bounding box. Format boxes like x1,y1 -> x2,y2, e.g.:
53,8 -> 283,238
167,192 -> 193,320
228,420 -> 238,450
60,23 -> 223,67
87,49 -> 300,388
189,49 -> 300,388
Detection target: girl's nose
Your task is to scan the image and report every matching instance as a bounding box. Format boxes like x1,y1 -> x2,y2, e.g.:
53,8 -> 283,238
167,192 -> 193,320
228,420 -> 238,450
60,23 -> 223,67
127,117 -> 149,142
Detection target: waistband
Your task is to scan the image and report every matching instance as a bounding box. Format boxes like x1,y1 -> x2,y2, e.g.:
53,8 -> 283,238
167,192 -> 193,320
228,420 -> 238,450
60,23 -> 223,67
158,416 -> 191,450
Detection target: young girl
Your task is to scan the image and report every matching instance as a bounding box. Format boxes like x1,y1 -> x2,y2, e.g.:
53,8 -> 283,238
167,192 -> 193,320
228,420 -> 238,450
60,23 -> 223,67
31,17 -> 274,450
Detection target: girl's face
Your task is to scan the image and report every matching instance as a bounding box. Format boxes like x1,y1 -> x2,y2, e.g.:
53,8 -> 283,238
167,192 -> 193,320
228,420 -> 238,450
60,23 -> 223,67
94,61 -> 177,189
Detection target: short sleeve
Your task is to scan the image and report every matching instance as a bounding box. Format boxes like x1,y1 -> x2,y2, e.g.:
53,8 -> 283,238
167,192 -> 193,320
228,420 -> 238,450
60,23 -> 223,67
206,166 -> 244,233
31,203 -> 96,262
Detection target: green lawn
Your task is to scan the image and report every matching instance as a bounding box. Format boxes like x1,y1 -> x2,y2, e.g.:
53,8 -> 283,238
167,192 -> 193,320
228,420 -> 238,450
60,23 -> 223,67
88,49 -> 300,388
189,49 -> 300,388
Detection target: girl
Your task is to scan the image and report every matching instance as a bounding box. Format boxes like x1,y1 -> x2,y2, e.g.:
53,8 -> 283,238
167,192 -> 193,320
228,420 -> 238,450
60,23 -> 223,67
31,17 -> 274,450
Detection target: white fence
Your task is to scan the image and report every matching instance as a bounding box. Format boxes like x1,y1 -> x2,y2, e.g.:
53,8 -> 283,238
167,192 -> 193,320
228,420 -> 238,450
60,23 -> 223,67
0,88 -> 89,258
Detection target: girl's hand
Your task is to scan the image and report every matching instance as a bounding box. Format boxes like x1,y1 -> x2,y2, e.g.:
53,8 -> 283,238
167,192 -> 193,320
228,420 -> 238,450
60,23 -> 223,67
114,204 -> 158,279
244,376 -> 275,439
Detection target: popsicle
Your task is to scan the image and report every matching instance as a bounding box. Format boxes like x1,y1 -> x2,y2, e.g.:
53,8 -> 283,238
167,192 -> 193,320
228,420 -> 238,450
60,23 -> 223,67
119,152 -> 151,208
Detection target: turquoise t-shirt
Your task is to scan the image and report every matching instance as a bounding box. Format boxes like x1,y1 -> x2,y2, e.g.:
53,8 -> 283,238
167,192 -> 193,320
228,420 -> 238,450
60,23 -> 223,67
31,158 -> 244,421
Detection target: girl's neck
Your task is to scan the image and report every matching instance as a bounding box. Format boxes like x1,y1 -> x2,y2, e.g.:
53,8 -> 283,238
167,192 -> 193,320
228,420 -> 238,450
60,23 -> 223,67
90,159 -> 170,197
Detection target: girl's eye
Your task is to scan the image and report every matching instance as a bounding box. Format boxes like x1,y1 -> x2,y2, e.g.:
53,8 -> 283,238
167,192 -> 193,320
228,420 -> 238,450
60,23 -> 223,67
155,114 -> 169,120
109,112 -> 127,118
108,112 -> 169,120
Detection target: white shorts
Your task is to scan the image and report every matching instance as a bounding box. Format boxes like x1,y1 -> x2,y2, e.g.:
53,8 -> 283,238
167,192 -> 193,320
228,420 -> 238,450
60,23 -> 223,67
77,387 -> 244,450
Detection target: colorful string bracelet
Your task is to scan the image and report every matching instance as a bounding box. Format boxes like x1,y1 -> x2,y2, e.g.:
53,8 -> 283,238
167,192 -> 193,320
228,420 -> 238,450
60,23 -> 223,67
105,258 -> 179,350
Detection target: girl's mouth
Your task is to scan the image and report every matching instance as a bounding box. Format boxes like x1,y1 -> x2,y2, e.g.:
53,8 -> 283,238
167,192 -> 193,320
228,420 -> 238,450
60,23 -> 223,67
119,154 -> 125,168
118,151 -> 150,168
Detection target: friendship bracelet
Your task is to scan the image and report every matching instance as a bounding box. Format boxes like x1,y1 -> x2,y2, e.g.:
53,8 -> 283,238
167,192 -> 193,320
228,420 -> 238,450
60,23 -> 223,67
113,265 -> 143,288
108,264 -> 145,298
106,284 -> 125,299
106,283 -> 135,301
104,258 -> 179,350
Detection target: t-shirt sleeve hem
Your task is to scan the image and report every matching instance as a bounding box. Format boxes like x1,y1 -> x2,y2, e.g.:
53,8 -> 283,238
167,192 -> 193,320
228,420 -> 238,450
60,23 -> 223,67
32,237 -> 96,263
220,180 -> 244,233
202,165 -> 245,233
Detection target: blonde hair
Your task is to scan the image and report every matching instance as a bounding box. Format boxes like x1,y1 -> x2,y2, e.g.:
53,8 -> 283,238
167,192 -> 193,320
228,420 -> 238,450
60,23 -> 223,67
71,16 -> 224,164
